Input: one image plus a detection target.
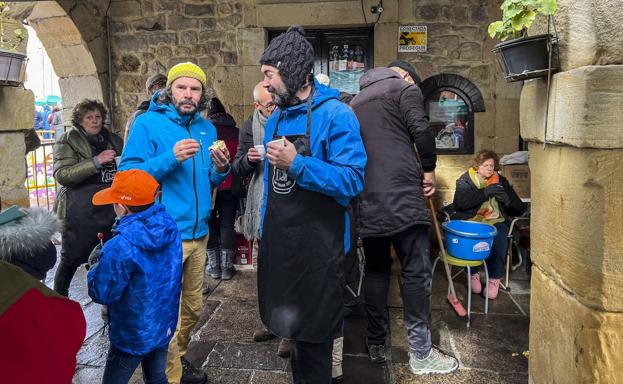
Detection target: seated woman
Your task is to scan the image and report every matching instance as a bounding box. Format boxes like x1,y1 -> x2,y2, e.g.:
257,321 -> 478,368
452,150 -> 526,299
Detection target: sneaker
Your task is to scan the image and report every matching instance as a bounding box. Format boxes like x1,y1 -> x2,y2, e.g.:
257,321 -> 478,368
277,338 -> 291,358
487,278 -> 501,300
367,343 -> 387,364
253,327 -> 276,342
181,356 -> 207,384
409,347 -> 459,375
470,273 -> 482,294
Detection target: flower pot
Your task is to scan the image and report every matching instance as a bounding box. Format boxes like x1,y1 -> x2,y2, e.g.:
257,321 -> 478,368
493,34 -> 558,82
0,49 -> 27,87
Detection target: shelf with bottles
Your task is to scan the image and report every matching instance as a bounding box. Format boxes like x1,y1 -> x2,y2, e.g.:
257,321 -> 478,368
328,44 -> 366,73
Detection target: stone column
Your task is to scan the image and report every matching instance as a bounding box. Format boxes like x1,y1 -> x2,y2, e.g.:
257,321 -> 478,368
0,87 -> 34,208
519,1 -> 623,383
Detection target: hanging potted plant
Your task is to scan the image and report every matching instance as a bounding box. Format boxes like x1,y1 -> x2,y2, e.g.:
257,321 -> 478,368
488,0 -> 558,82
0,1 -> 27,87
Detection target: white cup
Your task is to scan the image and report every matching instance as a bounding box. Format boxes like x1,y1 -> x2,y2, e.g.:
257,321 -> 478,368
114,156 -> 121,166
267,138 -> 285,147
254,144 -> 266,160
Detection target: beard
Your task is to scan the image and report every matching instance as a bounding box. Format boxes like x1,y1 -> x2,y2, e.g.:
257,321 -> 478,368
172,96 -> 198,116
268,84 -> 301,109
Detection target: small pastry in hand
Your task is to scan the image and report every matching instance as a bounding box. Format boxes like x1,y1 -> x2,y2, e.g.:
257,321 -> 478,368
209,140 -> 226,152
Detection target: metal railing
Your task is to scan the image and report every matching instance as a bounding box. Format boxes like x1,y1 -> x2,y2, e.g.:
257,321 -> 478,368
25,131 -> 58,210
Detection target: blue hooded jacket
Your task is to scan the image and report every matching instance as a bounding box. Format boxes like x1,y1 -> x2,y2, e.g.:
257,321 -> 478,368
87,204 -> 182,356
119,93 -> 229,240
260,81 -> 367,252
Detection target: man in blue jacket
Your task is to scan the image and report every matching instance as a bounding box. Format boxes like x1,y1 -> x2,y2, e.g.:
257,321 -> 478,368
87,169 -> 182,384
120,62 -> 230,384
257,26 -> 367,383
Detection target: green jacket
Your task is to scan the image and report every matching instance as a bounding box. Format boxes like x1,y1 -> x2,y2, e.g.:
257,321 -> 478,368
53,126 -> 123,229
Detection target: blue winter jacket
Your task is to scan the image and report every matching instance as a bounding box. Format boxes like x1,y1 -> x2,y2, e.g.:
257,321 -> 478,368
260,80 -> 367,252
119,93 -> 229,240
87,204 -> 182,356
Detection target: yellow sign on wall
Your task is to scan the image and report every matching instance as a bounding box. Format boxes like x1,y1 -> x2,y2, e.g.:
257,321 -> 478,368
398,26 -> 427,53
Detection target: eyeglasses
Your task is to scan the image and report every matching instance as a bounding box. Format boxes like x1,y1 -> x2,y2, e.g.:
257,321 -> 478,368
257,102 -> 276,110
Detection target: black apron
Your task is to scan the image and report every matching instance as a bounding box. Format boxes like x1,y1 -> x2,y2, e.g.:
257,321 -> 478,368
258,94 -> 346,343
61,148 -> 118,265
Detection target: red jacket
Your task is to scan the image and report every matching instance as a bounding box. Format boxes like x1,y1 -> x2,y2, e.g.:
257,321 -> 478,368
0,261 -> 86,384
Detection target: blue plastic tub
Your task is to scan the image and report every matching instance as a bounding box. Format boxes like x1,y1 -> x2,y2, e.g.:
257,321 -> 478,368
442,220 -> 498,260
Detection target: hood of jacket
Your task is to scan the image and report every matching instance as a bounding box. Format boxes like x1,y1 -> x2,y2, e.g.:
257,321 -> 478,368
115,204 -> 178,252
359,67 -> 403,90
0,208 -> 59,257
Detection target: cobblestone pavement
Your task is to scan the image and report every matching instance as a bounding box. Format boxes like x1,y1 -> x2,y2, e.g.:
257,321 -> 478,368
46,247 -> 530,384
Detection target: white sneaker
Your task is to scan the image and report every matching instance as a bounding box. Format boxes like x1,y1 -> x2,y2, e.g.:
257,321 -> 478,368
409,346 -> 459,375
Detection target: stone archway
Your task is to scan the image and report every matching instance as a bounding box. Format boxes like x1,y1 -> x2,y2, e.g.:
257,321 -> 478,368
25,1 -> 104,126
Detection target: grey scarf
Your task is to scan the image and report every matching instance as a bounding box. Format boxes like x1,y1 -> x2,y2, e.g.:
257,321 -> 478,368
243,109 -> 268,240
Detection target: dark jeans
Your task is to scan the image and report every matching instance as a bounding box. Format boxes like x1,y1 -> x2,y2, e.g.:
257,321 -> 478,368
291,340 -> 333,384
363,224 -> 432,358
207,190 -> 238,250
102,345 -> 168,384
473,222 -> 509,278
53,257 -> 82,297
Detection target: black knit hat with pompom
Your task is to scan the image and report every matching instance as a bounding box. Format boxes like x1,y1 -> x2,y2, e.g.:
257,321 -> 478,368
260,25 -> 314,93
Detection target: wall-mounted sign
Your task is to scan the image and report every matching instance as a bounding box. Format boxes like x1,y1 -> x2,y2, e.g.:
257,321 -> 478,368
398,25 -> 427,53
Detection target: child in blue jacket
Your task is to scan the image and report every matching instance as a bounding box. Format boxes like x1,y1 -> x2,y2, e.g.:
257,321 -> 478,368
87,169 -> 182,384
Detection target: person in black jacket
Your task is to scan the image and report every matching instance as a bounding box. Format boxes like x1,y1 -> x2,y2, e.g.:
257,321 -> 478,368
452,150 -> 526,300
122,73 -> 167,144
350,60 -> 459,376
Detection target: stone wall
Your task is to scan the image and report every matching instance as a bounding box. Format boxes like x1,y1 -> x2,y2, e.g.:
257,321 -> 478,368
103,0 -> 520,204
520,1 -> 623,382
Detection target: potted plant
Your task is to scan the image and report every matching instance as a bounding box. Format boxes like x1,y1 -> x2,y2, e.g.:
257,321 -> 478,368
0,1 -> 27,87
488,0 -> 558,82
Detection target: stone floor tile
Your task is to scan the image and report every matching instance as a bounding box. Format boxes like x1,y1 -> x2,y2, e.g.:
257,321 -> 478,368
204,367 -> 253,384
205,342 -> 288,371
192,299 -> 221,333
82,302 -> 106,340
439,312 -> 529,373
73,366 -> 103,383
393,364 -> 528,383
186,339 -> 217,367
76,328 -> 109,367
250,370 -> 292,384
511,294 -> 531,315
342,355 -> 388,384
198,301 -> 266,342
207,271 -> 259,302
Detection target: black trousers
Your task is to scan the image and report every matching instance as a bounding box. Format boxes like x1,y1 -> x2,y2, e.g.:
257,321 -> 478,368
291,340 -> 333,384
53,257 -> 83,297
362,224 -> 433,358
207,190 -> 238,250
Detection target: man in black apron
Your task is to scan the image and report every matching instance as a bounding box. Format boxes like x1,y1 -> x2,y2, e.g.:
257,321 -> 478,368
257,26 -> 367,383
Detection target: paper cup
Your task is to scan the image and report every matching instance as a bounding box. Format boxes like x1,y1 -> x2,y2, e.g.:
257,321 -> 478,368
114,156 -> 121,166
267,138 -> 285,147
254,144 -> 266,160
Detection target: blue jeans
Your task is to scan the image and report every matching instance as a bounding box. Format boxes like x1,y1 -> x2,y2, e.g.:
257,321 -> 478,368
102,345 -> 168,384
473,222 -> 509,278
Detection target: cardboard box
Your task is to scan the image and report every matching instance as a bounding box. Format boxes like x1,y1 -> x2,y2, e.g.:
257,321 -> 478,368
235,235 -> 251,265
502,164 -> 530,199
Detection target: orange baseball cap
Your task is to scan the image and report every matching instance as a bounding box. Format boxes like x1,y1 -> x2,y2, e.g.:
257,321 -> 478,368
92,169 -> 159,206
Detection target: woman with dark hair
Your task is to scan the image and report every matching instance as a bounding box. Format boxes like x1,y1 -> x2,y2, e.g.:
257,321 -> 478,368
452,150 -> 526,299
52,99 -> 123,296
205,97 -> 240,280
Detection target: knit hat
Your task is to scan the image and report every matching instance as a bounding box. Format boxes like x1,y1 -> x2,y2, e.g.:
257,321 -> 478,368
166,62 -> 207,89
92,170 -> 160,206
145,73 -> 167,94
388,60 -> 422,85
260,25 -> 314,93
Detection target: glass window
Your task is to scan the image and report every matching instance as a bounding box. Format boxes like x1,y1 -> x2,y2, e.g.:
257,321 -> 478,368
428,90 -> 471,153
328,44 -> 367,95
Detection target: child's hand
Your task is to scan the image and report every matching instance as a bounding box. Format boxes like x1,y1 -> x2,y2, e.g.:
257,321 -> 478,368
87,243 -> 103,270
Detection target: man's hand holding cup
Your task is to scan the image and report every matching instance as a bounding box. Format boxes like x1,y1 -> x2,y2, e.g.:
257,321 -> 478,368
266,137 -> 296,170
174,139 -> 199,163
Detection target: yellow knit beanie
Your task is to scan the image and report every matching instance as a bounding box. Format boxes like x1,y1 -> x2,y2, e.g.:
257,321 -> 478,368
166,62 -> 207,88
